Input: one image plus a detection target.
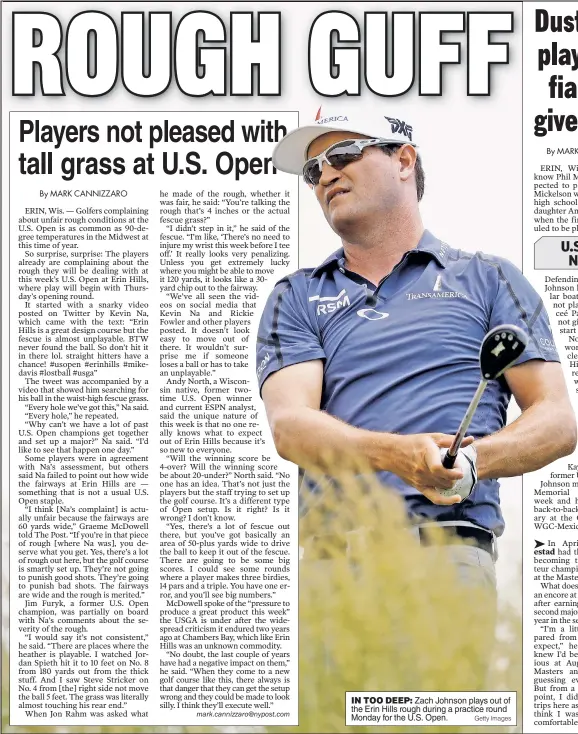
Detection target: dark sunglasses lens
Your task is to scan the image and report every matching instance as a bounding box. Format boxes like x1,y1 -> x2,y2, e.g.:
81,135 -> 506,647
304,143 -> 363,185
304,160 -> 321,185
326,144 -> 363,169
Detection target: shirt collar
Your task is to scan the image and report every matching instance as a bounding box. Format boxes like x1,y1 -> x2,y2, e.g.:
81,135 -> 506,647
415,230 -> 448,268
311,229 -> 448,276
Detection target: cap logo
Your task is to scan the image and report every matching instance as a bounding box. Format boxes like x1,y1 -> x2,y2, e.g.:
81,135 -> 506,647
315,106 -> 322,121
316,115 -> 348,125
384,116 -> 413,141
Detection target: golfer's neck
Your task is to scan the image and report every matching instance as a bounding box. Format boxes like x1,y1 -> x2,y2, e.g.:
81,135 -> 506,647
342,212 -> 424,285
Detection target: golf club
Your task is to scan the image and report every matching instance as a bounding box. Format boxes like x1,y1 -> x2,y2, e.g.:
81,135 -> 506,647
442,324 -> 529,469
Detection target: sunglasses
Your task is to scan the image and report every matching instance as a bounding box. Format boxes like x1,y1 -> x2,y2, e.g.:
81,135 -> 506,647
302,138 -> 397,186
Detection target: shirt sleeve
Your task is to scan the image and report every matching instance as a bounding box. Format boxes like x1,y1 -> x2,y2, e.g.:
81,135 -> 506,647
256,275 -> 326,393
486,256 -> 560,364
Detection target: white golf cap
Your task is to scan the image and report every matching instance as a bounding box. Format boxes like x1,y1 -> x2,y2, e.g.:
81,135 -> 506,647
273,105 -> 417,175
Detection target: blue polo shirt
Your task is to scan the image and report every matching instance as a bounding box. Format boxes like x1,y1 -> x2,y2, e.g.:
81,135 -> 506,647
256,230 -> 559,536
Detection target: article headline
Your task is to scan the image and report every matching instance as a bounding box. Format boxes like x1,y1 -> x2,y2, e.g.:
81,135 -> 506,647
17,120 -> 285,181
12,10 -> 513,98
535,8 -> 578,137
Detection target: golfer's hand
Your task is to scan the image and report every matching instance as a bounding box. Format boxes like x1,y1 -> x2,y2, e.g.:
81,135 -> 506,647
394,433 -> 474,505
437,446 -> 478,502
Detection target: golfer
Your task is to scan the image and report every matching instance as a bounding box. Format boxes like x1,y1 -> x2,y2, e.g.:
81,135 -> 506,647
256,106 -> 576,587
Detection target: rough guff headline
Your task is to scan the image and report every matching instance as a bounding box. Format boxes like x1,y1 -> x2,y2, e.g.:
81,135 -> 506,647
12,11 -> 513,97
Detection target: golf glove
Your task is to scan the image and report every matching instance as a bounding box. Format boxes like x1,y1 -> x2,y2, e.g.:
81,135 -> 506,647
437,445 -> 478,501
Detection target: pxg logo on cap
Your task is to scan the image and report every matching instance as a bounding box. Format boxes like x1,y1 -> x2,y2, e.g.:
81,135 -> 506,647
385,116 -> 413,141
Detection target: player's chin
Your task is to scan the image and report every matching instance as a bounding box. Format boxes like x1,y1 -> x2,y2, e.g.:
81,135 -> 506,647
325,207 -> 360,236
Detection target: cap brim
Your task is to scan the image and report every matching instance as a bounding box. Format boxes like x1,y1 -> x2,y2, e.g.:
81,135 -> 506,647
272,124 -> 373,175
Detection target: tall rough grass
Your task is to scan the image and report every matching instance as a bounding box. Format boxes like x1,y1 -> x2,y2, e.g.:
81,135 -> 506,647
2,471 -> 521,734
278,469 -> 522,733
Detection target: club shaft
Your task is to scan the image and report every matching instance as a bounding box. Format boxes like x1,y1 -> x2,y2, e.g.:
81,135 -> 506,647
443,380 -> 488,467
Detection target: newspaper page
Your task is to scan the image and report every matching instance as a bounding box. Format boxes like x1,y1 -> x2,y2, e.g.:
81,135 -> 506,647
1,2 -> 574,733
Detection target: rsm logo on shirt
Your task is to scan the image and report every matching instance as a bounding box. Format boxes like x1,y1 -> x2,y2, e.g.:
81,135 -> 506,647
309,289 -> 351,316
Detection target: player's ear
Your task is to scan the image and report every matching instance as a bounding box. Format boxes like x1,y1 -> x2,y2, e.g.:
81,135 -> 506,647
398,144 -> 417,183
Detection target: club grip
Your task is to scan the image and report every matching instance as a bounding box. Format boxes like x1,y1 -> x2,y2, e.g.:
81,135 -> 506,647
443,451 -> 457,469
